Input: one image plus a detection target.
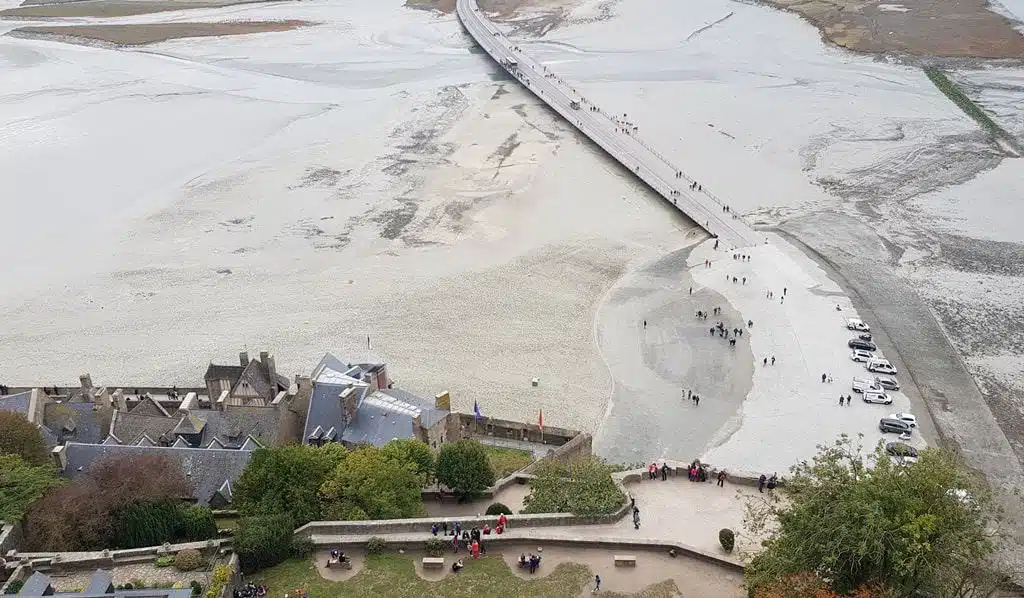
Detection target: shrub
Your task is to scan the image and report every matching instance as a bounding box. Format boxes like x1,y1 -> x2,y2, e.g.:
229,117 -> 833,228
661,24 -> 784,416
122,584 -> 133,590
233,513 -> 294,573
366,536 -> 386,555
130,579 -> 145,590
154,556 -> 174,568
485,502 -> 512,515
205,566 -> 230,598
719,528 -> 735,553
424,537 -> 446,557
114,500 -> 185,549
5,580 -> 25,594
173,549 -> 204,572
290,538 -> 314,558
181,506 -> 218,542
190,582 -> 203,598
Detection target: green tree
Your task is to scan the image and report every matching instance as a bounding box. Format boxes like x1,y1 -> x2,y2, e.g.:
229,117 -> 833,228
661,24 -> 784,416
113,500 -> 183,549
319,446 -> 426,520
233,513 -> 295,573
381,438 -> 435,485
181,506 -> 218,541
0,455 -> 61,522
0,411 -> 50,466
744,435 -> 1005,598
233,444 -> 346,526
435,439 -> 494,499
522,456 -> 623,515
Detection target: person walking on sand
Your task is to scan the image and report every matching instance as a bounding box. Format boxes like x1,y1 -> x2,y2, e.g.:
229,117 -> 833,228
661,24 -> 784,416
847,394 -> 853,406
822,373 -> 827,383
643,320 -> 647,329
593,574 -> 601,594
771,355 -> 776,365
839,395 -> 844,406
758,474 -> 766,493
694,395 -> 700,407
763,357 -> 768,366
717,470 -> 727,487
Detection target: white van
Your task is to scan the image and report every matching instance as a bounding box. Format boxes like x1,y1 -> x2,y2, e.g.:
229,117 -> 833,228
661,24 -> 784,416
851,377 -> 880,393
847,318 -> 870,332
867,358 -> 896,375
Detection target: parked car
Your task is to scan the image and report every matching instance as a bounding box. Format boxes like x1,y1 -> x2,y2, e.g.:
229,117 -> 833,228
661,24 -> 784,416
847,318 -> 870,332
888,412 -> 917,428
858,333 -> 873,342
885,442 -> 919,464
875,376 -> 900,391
863,390 -> 892,405
879,417 -> 911,434
848,338 -> 877,351
867,358 -> 897,375
851,350 -> 873,363
851,376 -> 880,393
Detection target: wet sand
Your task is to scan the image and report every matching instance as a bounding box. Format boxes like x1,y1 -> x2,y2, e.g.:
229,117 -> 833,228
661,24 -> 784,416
593,244 -> 754,464
0,0 -> 278,18
10,21 -> 310,45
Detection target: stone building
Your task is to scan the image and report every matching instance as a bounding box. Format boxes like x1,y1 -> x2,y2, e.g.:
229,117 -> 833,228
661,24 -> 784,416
203,350 -> 291,406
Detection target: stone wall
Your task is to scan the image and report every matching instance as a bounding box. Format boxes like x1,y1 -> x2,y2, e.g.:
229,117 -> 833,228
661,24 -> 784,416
520,433 -> 592,474
7,539 -> 231,574
452,413 -> 577,446
0,521 -> 23,555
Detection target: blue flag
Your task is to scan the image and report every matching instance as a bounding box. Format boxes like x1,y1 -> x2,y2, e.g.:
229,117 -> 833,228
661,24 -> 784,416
474,400 -> 481,422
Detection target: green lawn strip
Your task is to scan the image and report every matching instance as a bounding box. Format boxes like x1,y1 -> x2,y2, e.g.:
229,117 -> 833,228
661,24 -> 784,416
482,446 -> 535,478
251,554 -> 592,598
924,66 -> 1018,149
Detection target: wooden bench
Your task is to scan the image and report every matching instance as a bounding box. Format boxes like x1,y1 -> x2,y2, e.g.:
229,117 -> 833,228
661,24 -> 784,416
422,557 -> 445,569
614,554 -> 637,567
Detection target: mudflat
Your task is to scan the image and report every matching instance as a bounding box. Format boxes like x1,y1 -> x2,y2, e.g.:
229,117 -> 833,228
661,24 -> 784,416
766,0 -> 1024,58
11,21 -> 310,45
1,0 -> 276,18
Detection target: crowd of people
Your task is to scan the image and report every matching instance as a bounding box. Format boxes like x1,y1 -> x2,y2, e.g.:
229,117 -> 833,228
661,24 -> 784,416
232,582 -> 267,598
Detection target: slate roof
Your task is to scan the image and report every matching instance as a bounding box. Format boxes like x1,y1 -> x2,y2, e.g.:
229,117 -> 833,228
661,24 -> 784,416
204,364 -> 246,383
20,570 -> 190,598
0,391 -> 32,417
42,402 -> 108,445
340,389 -> 447,446
303,353 -> 367,444
62,442 -> 254,506
128,395 -> 170,418
111,407 -> 283,449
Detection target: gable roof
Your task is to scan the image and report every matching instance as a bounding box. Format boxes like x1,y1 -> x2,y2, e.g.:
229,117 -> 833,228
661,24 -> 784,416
110,406 -> 284,450
172,413 -> 206,436
339,389 -> 447,446
112,411 -> 177,446
62,443 -> 255,506
136,434 -> 156,447
129,395 -> 170,418
102,434 -> 121,446
84,570 -> 114,595
230,359 -> 280,404
303,353 -> 370,444
19,572 -> 53,596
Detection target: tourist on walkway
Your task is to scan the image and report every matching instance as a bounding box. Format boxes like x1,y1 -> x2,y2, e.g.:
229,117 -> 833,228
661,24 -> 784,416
632,506 -> 641,529
661,463 -> 668,480
593,574 -> 601,594
767,474 -> 778,492
717,470 -> 727,487
451,534 -> 460,553
471,540 -> 480,559
758,474 -> 767,493
498,513 -> 508,530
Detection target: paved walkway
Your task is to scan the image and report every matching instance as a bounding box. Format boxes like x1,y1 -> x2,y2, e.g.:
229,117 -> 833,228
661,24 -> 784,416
455,0 -> 764,250
313,478 -> 758,564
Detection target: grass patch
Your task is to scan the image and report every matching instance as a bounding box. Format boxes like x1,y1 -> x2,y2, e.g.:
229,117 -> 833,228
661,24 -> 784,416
482,446 -> 534,478
924,66 -> 1020,153
214,517 -> 238,530
252,554 -> 592,598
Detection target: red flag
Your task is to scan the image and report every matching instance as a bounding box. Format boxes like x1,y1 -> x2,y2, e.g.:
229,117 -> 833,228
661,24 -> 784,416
538,409 -> 543,430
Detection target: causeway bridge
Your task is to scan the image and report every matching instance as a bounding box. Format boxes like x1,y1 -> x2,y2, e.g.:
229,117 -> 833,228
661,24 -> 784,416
456,0 -> 763,249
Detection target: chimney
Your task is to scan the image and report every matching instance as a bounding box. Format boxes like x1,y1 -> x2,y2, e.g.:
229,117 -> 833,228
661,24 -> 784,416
259,351 -> 269,364
112,389 -> 127,412
80,373 -> 93,390
340,386 -> 358,426
239,351 -> 249,367
267,354 -> 277,384
52,445 -> 67,472
178,392 -> 196,413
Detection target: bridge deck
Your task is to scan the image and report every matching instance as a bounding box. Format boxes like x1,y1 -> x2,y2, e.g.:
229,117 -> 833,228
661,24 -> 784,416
456,0 -> 764,249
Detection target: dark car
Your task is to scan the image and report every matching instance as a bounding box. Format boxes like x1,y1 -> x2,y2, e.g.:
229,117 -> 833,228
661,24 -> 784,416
885,442 -> 919,463
876,377 -> 900,391
848,338 -> 877,352
879,418 -> 910,434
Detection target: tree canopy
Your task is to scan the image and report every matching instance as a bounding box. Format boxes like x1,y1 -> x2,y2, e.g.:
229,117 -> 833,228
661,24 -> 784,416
319,446 -> 426,520
745,435 -> 1005,598
0,455 -> 62,523
0,411 -> 50,466
380,438 -> 435,486
22,454 -> 190,550
233,444 -> 346,526
435,439 -> 494,498
522,456 -> 623,515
